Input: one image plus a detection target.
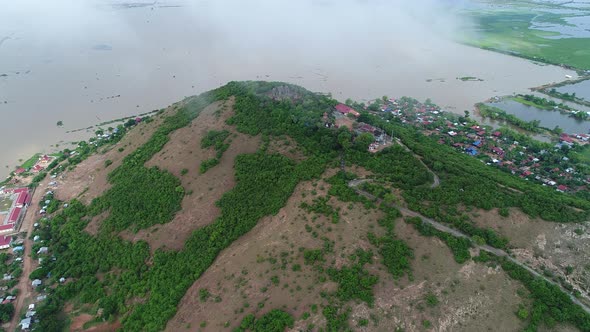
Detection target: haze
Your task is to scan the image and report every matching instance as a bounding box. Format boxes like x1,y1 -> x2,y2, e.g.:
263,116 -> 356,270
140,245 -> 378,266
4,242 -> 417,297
0,0 -> 573,178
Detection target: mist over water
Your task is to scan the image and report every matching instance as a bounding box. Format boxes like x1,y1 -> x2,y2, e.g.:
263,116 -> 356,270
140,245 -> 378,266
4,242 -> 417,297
0,0 -> 576,179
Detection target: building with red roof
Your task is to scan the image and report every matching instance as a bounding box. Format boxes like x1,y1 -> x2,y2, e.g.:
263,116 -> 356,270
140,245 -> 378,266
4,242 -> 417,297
335,104 -> 360,117
491,147 -> 505,156
0,224 -> 14,234
493,131 -> 502,137
557,185 -> 568,192
560,135 -> 574,143
15,191 -> 28,207
0,236 -> 12,250
7,207 -> 21,224
14,168 -> 25,175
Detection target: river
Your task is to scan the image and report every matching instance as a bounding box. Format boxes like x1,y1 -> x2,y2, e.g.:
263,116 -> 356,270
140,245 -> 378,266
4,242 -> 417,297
0,0 -> 578,179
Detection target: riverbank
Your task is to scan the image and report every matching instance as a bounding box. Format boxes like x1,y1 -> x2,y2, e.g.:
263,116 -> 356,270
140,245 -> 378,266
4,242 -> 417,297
533,77 -> 590,108
511,94 -> 589,121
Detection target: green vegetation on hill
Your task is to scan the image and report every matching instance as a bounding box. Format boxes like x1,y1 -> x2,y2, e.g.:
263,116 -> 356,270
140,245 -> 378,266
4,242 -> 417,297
235,310 -> 295,332
200,130 -> 231,173
31,81 -> 590,332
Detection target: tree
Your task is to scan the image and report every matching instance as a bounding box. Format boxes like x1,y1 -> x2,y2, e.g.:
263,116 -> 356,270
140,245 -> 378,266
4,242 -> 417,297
354,133 -> 374,151
337,129 -> 352,150
56,120 -> 63,127
464,110 -> 470,118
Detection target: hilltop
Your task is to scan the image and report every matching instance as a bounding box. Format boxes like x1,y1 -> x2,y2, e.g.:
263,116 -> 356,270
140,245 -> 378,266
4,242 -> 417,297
6,81 -> 590,332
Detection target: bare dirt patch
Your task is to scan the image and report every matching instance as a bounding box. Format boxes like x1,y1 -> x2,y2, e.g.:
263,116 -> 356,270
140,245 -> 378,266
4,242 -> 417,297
120,98 -> 260,251
166,174 -> 386,331
166,168 -> 528,332
472,208 -> 590,306
70,313 -> 93,331
55,109 -> 171,205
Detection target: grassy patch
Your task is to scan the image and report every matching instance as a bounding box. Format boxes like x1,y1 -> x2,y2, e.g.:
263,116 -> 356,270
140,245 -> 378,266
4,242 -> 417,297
21,153 -> 40,169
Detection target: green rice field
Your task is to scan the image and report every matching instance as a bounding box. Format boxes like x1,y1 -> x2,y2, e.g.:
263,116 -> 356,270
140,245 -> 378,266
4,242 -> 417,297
463,1 -> 590,70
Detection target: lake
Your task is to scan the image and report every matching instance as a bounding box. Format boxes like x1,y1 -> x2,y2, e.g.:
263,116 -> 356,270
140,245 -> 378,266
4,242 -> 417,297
486,100 -> 589,134
0,0 -> 578,179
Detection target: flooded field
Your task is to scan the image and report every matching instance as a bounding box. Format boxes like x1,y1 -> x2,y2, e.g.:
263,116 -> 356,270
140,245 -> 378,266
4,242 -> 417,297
0,0 -> 578,179
556,79 -> 590,101
486,100 -> 589,134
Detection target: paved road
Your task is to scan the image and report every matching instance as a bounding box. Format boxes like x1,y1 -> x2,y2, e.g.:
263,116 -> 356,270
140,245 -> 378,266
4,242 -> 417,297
8,183 -> 45,331
348,179 -> 590,315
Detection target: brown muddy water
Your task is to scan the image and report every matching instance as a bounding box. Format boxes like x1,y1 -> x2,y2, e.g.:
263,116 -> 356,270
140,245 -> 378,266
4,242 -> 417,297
0,0 -> 577,179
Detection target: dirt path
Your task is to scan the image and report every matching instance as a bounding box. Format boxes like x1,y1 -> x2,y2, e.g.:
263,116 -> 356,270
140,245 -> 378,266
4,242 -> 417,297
348,178 -> 590,315
8,182 -> 45,331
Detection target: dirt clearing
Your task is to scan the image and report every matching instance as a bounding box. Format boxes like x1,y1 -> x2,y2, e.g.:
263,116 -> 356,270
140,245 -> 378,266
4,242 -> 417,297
121,98 -> 260,251
166,169 -> 528,332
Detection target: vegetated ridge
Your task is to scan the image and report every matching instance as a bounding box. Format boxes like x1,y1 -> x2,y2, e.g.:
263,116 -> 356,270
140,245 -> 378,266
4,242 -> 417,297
24,81 -> 590,332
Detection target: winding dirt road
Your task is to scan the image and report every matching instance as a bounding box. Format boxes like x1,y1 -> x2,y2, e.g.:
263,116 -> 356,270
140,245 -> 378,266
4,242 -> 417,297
349,178 -> 590,315
8,182 -> 45,332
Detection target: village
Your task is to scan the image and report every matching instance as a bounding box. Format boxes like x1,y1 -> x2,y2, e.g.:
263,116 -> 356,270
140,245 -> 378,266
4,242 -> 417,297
0,114 -> 152,331
0,152 -> 66,330
332,96 -> 589,194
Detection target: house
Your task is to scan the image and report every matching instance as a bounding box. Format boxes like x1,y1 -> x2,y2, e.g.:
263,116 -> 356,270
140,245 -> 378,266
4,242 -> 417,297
20,317 -> 31,330
448,131 -> 457,137
37,247 -> 48,255
36,295 -> 47,302
357,123 -> 376,133
28,304 -> 35,310
14,168 -> 25,175
491,147 -> 505,156
521,171 -> 532,177
465,147 -> 478,156
59,277 -> 66,283
472,140 -> 483,147
476,130 -> 486,136
335,104 -> 360,117
493,131 -> 502,137
25,311 -> 35,318
32,279 -> 42,287
0,236 -> 12,250
560,135 -> 574,144
557,185 -> 568,192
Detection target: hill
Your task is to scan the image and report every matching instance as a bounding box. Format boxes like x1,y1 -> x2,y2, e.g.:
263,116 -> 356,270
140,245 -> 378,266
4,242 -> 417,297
20,81 -> 590,332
